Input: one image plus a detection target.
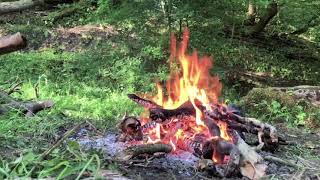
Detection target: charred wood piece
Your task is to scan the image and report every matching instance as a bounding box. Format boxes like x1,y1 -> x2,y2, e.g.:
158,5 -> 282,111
127,94 -> 162,109
201,137 -> 241,177
149,106 -> 195,123
204,117 -> 221,137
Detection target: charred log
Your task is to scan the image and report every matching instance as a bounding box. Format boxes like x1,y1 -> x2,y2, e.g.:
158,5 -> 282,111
203,117 -> 221,137
149,106 -> 195,124
127,94 -> 162,109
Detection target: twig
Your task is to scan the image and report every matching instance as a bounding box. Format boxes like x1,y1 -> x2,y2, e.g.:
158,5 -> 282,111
27,122 -> 85,176
85,120 -> 104,136
264,155 -> 299,169
34,82 -> 39,99
7,81 -> 22,95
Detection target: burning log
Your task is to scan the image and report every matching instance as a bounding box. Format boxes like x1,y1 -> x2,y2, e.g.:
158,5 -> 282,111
201,137 -> 241,177
203,117 -> 221,137
127,94 -> 161,109
127,93 -> 284,151
115,143 -> 172,161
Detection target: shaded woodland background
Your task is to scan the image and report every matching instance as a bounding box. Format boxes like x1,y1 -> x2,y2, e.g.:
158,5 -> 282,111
0,0 -> 319,179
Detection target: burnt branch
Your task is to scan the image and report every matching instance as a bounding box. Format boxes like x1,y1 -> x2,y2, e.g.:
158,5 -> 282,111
127,94 -> 162,109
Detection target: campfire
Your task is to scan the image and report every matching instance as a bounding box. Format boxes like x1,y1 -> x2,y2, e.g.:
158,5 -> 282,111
116,28 -> 286,179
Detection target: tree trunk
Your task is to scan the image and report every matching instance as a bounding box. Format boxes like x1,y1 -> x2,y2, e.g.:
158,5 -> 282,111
249,1 -> 278,35
244,0 -> 256,26
0,32 -> 27,55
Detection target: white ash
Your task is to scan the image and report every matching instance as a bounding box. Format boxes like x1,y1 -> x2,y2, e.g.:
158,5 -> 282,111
75,132 -> 200,166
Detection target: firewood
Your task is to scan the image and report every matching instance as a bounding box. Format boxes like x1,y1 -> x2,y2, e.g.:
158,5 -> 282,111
115,143 -> 173,161
0,32 -> 27,55
196,159 -> 222,177
203,117 -> 221,137
128,94 -> 284,150
149,105 -> 196,123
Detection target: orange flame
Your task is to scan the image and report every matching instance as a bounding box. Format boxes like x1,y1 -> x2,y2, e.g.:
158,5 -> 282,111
142,28 -> 232,157
153,29 -> 222,122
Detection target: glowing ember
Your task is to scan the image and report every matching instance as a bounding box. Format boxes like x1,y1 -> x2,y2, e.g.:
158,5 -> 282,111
140,28 -> 232,159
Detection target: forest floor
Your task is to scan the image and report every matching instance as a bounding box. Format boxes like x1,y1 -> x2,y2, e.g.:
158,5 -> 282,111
0,4 -> 320,179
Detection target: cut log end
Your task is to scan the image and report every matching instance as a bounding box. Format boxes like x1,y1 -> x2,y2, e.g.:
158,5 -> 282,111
0,32 -> 27,55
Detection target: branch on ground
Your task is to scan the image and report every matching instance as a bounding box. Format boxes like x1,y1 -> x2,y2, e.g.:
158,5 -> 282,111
0,86 -> 54,116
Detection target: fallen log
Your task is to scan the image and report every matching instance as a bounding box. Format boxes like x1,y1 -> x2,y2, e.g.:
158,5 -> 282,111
0,32 -> 27,55
266,86 -> 320,107
115,143 -> 172,161
0,0 -> 78,15
226,70 -> 314,87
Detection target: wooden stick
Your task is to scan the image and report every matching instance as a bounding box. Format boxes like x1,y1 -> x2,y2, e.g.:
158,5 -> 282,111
264,155 -> 299,168
27,122 -> 84,176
